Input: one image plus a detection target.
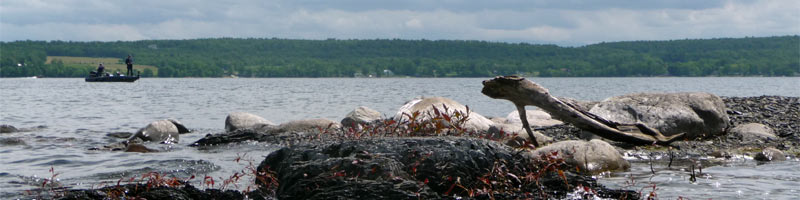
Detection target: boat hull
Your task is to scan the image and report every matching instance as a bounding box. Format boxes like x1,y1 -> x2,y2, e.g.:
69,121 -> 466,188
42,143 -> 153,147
85,76 -> 140,82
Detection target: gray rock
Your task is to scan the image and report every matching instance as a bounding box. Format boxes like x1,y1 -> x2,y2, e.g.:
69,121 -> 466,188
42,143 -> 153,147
340,106 -> 382,128
729,123 -> 777,142
166,118 -> 191,134
1,124 -> 19,133
128,120 -> 183,144
505,109 -> 563,127
225,112 -> 276,132
273,118 -> 341,133
754,147 -> 786,162
490,121 -> 553,146
394,97 -> 494,132
588,92 -> 729,139
532,139 -> 630,173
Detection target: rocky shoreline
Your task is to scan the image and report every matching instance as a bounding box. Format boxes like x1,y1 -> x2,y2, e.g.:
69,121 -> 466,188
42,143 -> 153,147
535,96 -> 799,162
6,95 -> 797,199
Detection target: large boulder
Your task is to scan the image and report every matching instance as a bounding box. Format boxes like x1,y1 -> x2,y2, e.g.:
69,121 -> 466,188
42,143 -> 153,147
588,92 -> 729,139
340,106 -> 382,128
394,97 -> 494,132
225,112 -> 276,132
532,139 -> 630,173
258,137 -> 637,199
0,124 -> 19,133
128,119 -> 187,144
729,123 -> 777,143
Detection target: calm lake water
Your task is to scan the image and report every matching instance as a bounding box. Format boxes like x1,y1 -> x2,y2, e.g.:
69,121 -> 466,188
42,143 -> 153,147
1,77 -> 798,199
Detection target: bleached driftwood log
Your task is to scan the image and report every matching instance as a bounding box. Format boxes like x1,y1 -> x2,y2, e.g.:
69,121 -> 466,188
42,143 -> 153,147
481,76 -> 684,147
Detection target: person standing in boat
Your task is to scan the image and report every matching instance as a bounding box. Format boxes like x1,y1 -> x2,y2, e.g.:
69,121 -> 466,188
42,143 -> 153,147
125,55 -> 134,76
96,63 -> 105,77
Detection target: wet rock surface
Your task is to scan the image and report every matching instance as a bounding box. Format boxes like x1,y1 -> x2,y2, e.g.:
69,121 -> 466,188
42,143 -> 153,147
257,137 -> 637,199
191,129 -> 310,146
754,147 -> 787,162
225,112 -> 276,132
59,183 -> 270,200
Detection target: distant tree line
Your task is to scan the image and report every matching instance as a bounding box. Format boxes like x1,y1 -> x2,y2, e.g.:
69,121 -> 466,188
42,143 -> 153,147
1,36 -> 797,77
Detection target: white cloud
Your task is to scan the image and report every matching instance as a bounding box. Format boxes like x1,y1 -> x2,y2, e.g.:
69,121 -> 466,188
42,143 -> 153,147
0,0 -> 797,45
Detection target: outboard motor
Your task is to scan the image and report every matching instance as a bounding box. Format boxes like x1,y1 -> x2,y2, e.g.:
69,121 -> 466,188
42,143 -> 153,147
89,71 -> 97,77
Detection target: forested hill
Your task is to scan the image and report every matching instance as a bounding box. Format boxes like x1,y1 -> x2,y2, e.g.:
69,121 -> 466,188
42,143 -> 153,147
1,36 -> 797,77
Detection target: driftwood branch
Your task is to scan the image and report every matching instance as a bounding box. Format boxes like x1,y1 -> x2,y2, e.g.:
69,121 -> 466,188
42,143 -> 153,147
481,76 -> 683,147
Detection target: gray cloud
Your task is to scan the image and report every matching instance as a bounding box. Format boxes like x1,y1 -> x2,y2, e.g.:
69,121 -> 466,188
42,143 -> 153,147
1,0 -> 797,46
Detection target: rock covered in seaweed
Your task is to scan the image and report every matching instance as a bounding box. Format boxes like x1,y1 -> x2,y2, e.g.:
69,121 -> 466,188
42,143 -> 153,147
257,137 -> 637,199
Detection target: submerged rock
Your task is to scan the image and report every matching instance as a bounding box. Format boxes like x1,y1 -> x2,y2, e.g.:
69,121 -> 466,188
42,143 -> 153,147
271,118 -> 340,133
257,137 -> 637,199
754,147 -> 786,162
589,92 -> 729,139
124,143 -> 159,153
225,112 -> 276,132
59,183 -> 264,200
0,124 -> 19,133
106,132 -> 133,139
191,129 -> 309,146
532,139 -> 630,173
0,137 -> 26,146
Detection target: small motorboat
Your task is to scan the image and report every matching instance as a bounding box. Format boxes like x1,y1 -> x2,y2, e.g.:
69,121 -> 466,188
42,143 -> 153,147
85,71 -> 140,82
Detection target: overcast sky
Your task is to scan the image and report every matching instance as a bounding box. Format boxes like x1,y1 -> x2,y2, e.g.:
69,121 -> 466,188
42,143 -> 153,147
1,0 -> 798,46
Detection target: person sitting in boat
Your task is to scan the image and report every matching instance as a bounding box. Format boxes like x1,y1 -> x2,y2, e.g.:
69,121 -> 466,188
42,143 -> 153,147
96,63 -> 106,77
